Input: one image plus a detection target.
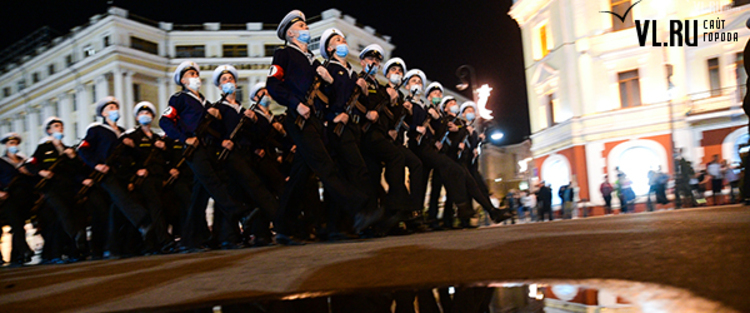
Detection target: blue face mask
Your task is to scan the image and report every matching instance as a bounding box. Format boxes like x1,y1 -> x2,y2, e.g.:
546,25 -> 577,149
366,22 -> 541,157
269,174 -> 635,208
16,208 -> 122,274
52,132 -> 64,140
107,110 -> 120,122
365,64 -> 378,76
449,105 -> 459,114
138,115 -> 152,126
465,112 -> 476,122
335,44 -> 349,57
259,96 -> 271,107
221,82 -> 235,95
296,30 -> 311,44
7,146 -> 18,155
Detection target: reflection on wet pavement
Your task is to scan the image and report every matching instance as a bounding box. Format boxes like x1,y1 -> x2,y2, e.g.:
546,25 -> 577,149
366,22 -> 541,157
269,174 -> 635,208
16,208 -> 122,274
183,283 -> 639,313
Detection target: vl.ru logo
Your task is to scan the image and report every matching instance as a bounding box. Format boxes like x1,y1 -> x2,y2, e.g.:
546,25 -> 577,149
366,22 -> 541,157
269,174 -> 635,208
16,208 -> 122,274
599,0 -> 739,47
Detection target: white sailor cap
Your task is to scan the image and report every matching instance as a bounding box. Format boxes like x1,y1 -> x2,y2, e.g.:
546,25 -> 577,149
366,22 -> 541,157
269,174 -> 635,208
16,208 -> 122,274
95,96 -> 120,117
319,28 -> 344,59
0,133 -> 21,144
173,61 -> 200,85
404,69 -> 426,86
134,101 -> 157,117
44,116 -> 63,129
249,82 -> 266,100
359,44 -> 384,61
439,96 -> 456,112
460,101 -> 478,113
383,57 -> 407,76
212,65 -> 238,87
425,82 -> 444,96
276,10 -> 306,40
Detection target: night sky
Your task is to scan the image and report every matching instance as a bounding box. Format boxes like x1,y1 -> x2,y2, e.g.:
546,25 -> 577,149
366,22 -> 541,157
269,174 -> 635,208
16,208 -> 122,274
1,0 -> 530,144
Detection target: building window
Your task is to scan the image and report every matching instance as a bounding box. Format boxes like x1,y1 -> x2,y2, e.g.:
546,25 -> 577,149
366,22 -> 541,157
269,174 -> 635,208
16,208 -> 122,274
17,80 -> 26,91
3,87 -> 10,97
73,122 -> 78,139
616,146 -> 660,195
545,93 -> 555,127
618,69 -> 641,108
103,35 -> 111,47
130,36 -> 158,55
540,154 -> 571,206
32,72 -> 40,84
611,0 -> 635,31
223,44 -> 248,57
66,54 -> 74,67
133,84 -> 141,102
733,0 -> 750,7
264,44 -> 283,56
176,45 -> 205,58
84,45 -> 96,57
48,64 -> 55,76
235,84 -> 244,103
308,36 -> 321,52
533,22 -> 551,60
91,85 -> 96,103
71,92 -> 77,111
707,57 -> 721,97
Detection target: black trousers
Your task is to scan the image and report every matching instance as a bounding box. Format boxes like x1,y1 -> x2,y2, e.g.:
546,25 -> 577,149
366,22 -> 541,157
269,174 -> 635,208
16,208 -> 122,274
1,187 -> 33,263
328,124 -> 377,232
538,203 -> 553,221
134,175 -> 170,245
276,115 -> 367,236
99,174 -> 149,229
411,141 -> 471,205
43,179 -> 83,240
182,145 -> 247,247
398,145 -> 425,212
361,129 -> 410,212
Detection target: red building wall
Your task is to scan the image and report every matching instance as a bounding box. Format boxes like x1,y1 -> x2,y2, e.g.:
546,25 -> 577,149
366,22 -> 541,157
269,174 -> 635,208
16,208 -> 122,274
701,125 -> 744,165
532,145 -> 589,200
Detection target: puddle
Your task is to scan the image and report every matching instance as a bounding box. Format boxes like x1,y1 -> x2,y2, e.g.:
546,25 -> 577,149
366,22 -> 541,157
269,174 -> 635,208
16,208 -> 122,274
176,279 -> 737,313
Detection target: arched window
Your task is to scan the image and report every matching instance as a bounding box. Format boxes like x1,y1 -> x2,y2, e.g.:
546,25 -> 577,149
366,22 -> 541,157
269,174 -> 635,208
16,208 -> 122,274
722,128 -> 749,166
541,154 -> 571,206
608,139 -> 669,196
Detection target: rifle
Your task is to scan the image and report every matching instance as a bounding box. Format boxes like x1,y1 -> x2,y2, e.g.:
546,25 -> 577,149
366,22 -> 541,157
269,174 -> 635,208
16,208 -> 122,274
34,144 -> 79,190
457,133 -> 471,160
438,115 -> 461,149
333,70 -> 368,137
167,95 -> 223,179
76,142 -> 127,201
295,58 -> 331,130
415,104 -> 436,146
361,82 -> 395,133
217,95 -> 263,161
130,144 -> 161,189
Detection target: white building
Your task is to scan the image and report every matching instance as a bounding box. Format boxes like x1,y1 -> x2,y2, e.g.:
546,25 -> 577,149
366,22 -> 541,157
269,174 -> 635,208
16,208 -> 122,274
510,0 -> 750,211
0,6 -> 466,154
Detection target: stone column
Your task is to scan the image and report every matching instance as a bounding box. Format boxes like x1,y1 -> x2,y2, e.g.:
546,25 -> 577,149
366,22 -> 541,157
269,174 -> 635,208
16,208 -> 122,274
95,74 -> 109,102
123,70 -> 135,129
157,77 -> 168,114
27,108 -> 40,149
76,85 -> 90,142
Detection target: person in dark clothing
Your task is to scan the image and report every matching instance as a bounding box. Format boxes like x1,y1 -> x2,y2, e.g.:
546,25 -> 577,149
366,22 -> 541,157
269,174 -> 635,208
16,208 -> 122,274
536,182 -> 553,221
0,133 -> 35,266
266,10 -> 375,245
600,175 -> 614,214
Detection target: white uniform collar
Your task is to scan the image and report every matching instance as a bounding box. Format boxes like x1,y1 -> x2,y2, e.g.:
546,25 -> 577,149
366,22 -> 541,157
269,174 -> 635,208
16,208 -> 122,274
185,90 -> 208,107
221,100 -> 242,113
287,44 -> 315,65
1,153 -> 26,168
330,59 -> 354,76
99,122 -> 122,137
254,106 -> 274,122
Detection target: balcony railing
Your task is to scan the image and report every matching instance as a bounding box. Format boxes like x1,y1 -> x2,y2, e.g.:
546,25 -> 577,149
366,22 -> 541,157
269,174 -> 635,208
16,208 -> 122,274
686,85 -> 745,116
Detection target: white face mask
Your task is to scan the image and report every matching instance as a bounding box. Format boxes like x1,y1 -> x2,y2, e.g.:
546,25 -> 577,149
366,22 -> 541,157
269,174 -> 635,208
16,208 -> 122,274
410,84 -> 422,96
389,74 -> 402,85
187,77 -> 202,91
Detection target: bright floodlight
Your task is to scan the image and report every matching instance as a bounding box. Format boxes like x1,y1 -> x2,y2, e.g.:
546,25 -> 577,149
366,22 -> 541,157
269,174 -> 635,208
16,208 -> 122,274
491,132 -> 504,141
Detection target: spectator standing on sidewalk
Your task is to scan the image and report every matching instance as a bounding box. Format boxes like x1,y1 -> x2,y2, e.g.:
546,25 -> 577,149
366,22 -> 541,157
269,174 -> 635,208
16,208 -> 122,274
600,175 -> 614,215
707,155 -> 724,205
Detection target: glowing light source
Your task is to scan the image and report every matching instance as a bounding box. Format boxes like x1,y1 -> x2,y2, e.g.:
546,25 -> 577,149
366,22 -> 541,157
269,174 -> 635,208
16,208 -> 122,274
490,132 -> 504,141
476,84 -> 494,119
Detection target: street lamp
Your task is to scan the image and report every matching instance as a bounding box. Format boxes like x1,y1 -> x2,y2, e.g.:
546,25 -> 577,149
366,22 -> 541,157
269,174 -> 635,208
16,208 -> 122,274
490,131 -> 504,141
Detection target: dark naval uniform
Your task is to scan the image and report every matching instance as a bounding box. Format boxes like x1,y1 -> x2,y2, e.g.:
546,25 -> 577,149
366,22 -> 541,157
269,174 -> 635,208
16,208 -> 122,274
159,90 -> 249,249
266,43 -> 370,240
0,152 -> 34,265
324,59 -> 377,235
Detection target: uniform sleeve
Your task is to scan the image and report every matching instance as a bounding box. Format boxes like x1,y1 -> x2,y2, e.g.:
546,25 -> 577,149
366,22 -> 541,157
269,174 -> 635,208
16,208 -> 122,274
159,95 -> 188,143
266,49 -> 304,112
77,127 -> 99,168
23,145 -> 45,176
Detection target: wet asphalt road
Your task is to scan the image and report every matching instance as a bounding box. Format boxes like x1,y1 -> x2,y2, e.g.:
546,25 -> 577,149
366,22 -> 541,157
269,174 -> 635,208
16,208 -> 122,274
0,205 -> 748,312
